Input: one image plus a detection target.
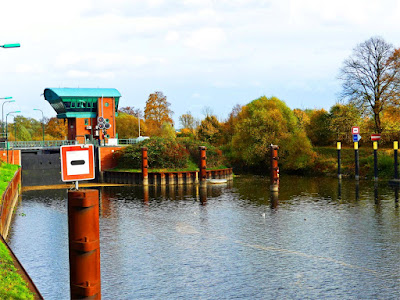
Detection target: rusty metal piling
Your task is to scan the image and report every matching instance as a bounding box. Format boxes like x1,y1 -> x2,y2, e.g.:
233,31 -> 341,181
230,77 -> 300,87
68,189 -> 101,299
270,145 -> 279,192
199,146 -> 207,185
142,147 -> 148,186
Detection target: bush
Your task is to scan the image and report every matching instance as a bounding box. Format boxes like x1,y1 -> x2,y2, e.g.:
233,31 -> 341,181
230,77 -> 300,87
178,137 -> 228,169
231,96 -> 316,173
118,137 -> 189,169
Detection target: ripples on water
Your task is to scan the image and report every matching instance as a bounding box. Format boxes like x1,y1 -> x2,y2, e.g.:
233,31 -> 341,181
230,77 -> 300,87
7,176 -> 400,299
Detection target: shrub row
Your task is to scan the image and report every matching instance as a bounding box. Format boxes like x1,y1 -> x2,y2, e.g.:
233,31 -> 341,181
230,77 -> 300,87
117,137 -> 228,170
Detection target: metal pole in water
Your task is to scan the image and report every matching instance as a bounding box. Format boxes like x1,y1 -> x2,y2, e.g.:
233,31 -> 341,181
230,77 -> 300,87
270,144 -> 279,192
354,142 -> 359,180
199,146 -> 207,183
394,141 -> 398,180
68,189 -> 101,299
373,141 -> 378,181
337,142 -> 341,180
142,147 -> 148,186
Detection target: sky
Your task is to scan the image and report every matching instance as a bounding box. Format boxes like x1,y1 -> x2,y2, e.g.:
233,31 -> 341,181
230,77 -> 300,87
1,0 -> 400,127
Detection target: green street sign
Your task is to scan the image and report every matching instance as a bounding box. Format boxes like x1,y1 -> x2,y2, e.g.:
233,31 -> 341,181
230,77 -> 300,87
1,43 -> 20,48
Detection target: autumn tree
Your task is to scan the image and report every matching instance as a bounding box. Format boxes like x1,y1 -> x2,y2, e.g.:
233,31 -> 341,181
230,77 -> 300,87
329,104 -> 361,142
197,115 -> 223,145
339,36 -> 400,133
144,91 -> 173,136
293,109 -> 310,129
45,117 -> 68,140
179,111 -> 196,131
222,104 -> 242,144
119,106 -> 142,118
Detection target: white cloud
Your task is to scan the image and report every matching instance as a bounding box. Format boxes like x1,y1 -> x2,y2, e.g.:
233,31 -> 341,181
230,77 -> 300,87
165,31 -> 180,42
1,0 -> 400,122
67,70 -> 115,79
184,27 -> 227,52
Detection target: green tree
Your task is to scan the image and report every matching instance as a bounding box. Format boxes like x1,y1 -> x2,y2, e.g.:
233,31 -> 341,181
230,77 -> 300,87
232,96 -> 315,171
305,109 -> 334,146
159,122 -> 176,139
13,115 -> 41,140
116,113 -> 145,138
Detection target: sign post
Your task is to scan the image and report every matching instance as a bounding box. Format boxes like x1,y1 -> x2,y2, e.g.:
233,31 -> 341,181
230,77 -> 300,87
337,142 -> 341,180
351,127 -> 361,180
60,144 -> 101,299
373,141 -> 378,181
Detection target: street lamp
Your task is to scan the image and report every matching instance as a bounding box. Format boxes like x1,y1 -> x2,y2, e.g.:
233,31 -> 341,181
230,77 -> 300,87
0,43 -> 20,48
33,108 -> 45,144
2,99 -> 15,136
6,110 -> 20,163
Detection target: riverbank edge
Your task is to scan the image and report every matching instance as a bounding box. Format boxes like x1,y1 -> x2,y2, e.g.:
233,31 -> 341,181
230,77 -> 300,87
0,167 -> 43,299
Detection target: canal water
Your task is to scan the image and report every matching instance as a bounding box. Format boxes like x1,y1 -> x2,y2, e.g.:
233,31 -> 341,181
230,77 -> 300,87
7,176 -> 400,299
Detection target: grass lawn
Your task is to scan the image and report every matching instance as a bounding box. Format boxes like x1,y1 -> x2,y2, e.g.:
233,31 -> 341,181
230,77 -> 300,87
0,240 -> 34,300
0,163 -> 34,299
0,163 -> 19,204
314,146 -> 397,179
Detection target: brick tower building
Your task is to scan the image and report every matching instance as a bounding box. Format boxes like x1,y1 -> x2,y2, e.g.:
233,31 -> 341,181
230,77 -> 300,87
44,88 -> 121,144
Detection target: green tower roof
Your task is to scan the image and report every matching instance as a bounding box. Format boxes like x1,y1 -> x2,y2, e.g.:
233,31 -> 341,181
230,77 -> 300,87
44,87 -> 121,118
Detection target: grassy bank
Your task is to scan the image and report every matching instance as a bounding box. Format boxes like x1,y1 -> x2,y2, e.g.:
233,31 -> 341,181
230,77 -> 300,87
0,239 -> 34,299
314,146 -> 396,179
0,162 -> 34,299
0,163 -> 19,204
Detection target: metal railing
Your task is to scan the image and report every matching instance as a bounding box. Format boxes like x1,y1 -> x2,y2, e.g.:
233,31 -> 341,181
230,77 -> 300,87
0,140 -> 78,149
117,139 -> 139,145
0,137 -> 148,149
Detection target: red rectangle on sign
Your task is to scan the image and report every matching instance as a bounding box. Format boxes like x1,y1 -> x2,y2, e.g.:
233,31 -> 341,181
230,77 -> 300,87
371,134 -> 381,141
60,145 -> 95,182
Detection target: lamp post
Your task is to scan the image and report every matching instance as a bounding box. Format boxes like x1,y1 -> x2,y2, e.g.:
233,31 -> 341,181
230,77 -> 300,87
0,43 -> 20,48
6,110 -> 20,163
1,98 -> 13,137
2,99 -> 15,136
33,108 -> 45,145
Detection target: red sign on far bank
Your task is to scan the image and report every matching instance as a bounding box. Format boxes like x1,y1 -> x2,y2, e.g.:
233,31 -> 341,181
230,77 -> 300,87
371,134 -> 381,141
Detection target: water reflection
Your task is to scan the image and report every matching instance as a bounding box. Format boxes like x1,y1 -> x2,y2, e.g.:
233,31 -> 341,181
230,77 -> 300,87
8,176 -> 400,299
355,181 -> 360,201
270,191 -> 279,209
